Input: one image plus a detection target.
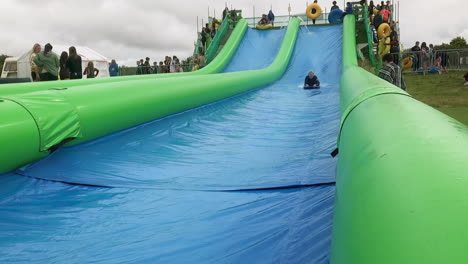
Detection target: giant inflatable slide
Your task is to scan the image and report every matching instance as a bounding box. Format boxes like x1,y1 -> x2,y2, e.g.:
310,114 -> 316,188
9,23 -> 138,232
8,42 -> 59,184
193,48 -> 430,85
0,14 -> 467,264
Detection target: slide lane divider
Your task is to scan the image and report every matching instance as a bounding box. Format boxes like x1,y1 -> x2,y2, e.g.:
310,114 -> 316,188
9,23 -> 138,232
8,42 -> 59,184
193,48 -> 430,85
0,17 -> 300,173
331,15 -> 468,264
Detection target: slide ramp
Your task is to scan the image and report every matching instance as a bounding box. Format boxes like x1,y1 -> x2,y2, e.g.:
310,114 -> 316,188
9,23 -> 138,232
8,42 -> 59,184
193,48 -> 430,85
0,24 -> 342,264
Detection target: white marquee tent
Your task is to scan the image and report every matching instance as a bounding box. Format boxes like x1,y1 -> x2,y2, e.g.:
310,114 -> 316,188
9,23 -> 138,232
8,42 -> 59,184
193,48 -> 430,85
16,45 -> 110,80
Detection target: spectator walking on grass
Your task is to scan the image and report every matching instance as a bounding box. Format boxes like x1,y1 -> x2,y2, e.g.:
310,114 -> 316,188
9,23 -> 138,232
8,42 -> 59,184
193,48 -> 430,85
159,61 -> 166,73
411,41 -> 421,71
34,43 -> 59,81
109,59 -> 119,77
136,61 -> 141,75
164,56 -> 172,73
152,62 -> 158,74
30,43 -> 41,81
144,57 -> 151,74
59,51 -> 70,80
378,53 -> 406,90
66,46 -> 82,79
429,44 -> 435,66
170,56 -> 177,73
83,61 -> 99,78
436,50 -> 449,74
175,62 -> 184,73
421,42 -> 430,75
139,59 -> 145,74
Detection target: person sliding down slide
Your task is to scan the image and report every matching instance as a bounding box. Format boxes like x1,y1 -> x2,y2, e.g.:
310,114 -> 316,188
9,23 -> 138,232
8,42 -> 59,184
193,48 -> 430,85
304,70 -> 320,89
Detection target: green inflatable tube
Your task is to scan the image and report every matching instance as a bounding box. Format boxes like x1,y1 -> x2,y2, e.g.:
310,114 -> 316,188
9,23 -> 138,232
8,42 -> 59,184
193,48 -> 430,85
0,17 -> 300,173
0,19 -> 248,97
331,15 -> 468,263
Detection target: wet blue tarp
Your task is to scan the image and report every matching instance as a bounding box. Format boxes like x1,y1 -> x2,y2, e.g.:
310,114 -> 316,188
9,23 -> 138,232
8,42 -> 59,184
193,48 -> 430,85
0,174 -> 335,263
222,27 -> 286,72
1,25 -> 342,263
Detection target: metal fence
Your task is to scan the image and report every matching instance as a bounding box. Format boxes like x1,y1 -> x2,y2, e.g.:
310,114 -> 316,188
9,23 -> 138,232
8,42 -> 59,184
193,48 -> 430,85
399,49 -> 468,71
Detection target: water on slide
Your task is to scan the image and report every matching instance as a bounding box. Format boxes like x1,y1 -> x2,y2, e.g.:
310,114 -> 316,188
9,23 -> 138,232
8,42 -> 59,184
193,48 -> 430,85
222,27 -> 286,72
0,25 -> 342,263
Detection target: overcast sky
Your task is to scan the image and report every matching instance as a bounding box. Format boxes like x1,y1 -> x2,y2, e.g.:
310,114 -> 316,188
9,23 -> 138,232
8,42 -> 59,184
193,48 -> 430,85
1,0 -> 467,66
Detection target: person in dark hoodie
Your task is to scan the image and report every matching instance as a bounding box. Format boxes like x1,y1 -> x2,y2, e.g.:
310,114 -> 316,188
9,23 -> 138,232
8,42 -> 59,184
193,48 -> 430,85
304,70 -> 320,89
66,46 -> 82,79
34,43 -> 59,81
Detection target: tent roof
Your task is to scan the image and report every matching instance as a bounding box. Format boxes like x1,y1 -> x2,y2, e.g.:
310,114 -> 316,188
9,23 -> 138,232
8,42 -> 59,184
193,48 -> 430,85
18,45 -> 109,62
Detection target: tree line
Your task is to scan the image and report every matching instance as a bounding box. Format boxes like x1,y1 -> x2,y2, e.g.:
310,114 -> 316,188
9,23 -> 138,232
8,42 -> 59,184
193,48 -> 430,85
434,37 -> 468,50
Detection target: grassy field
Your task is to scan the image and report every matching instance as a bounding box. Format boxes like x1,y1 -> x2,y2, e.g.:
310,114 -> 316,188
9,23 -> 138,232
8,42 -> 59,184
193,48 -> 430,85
405,71 -> 468,125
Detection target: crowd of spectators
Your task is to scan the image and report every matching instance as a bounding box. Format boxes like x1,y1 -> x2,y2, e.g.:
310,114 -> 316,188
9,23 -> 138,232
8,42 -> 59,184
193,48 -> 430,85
30,43 -> 99,81
365,1 -> 400,64
134,54 -> 205,75
410,41 -> 449,74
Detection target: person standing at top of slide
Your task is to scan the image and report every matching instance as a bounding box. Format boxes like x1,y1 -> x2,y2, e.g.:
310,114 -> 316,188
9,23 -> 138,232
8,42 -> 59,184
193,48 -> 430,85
331,1 -> 340,11
268,10 -> 275,26
311,0 -> 319,25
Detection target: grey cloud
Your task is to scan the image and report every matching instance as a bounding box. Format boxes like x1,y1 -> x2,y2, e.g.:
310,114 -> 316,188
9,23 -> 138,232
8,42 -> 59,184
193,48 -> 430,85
2,0 -> 467,66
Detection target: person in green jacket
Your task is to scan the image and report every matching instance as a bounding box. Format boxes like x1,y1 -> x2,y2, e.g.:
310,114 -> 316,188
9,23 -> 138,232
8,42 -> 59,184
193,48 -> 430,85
34,43 -> 59,81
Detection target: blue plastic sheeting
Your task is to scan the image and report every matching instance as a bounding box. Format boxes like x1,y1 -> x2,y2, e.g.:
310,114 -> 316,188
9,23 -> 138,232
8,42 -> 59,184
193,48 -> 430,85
18,25 -> 343,191
2,25 -> 343,263
0,174 -> 334,263
222,27 -> 286,72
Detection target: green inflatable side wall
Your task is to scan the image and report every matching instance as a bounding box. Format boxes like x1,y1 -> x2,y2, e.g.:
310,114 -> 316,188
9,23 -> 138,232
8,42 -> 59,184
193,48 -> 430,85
0,17 -> 300,174
331,15 -> 468,263
0,19 -> 248,97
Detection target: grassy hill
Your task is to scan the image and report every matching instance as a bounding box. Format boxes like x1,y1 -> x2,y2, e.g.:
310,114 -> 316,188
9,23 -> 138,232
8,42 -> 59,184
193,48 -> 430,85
405,71 -> 468,125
